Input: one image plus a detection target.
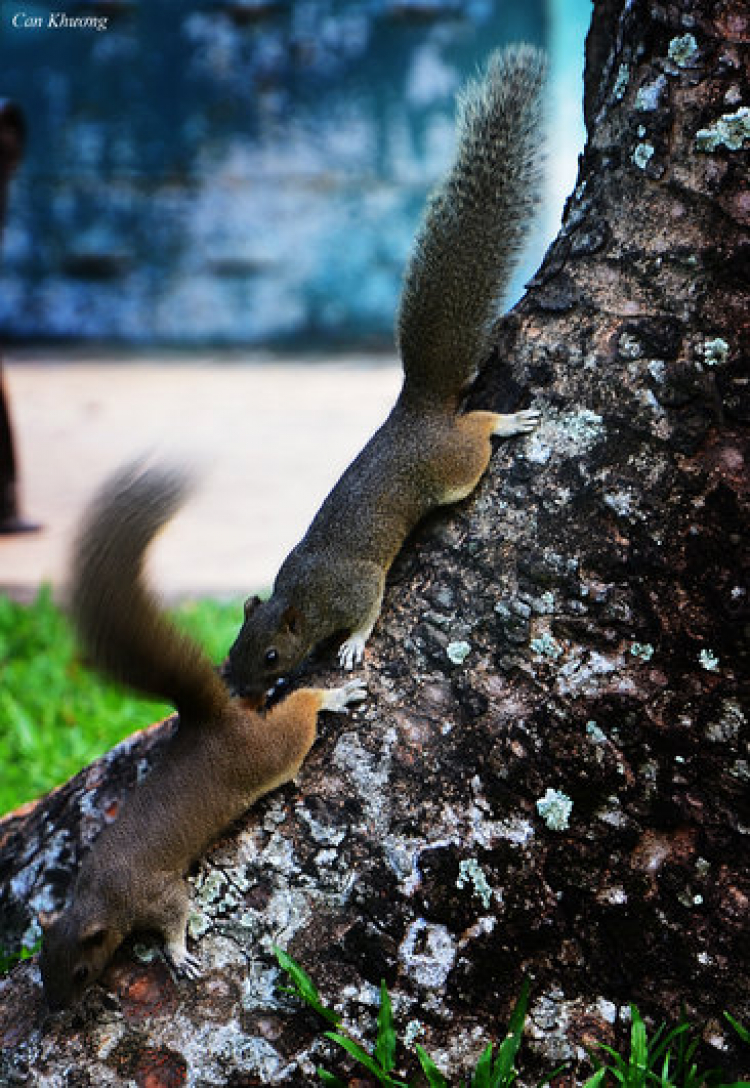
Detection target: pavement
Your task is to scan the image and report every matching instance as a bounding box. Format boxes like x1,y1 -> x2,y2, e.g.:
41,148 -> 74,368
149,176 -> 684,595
0,348 -> 401,602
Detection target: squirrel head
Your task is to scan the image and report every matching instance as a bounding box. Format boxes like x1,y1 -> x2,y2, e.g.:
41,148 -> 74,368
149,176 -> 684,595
226,595 -> 306,697
39,905 -> 121,1010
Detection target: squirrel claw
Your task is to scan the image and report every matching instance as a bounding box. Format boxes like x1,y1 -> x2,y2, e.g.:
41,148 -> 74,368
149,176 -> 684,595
322,677 -> 367,713
165,947 -> 202,981
492,409 -> 541,437
338,635 -> 366,670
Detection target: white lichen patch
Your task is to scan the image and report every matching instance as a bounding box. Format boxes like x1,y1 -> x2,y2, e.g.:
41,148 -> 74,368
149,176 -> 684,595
698,648 -> 720,672
399,918 -> 456,990
604,490 -> 637,519
555,648 -> 625,698
527,990 -> 577,1061
492,816 -> 536,847
635,76 -> 667,111
195,868 -> 230,907
630,641 -> 655,662
596,797 -> 630,829
586,720 -> 608,744
383,835 -> 424,894
241,958 -> 285,1011
10,827 -> 73,908
456,858 -> 493,909
613,63 -> 630,99
536,788 -> 573,831
701,337 -> 729,367
446,640 -> 472,665
403,1019 -> 424,1047
256,886 -> 313,949
208,1024 -> 288,1081
618,332 -> 643,358
530,632 -> 563,660
333,728 -> 396,836
696,106 -> 750,151
93,1021 -> 126,1063
524,408 -> 605,464
296,804 -> 346,848
632,142 -> 655,169
649,359 -> 666,382
731,760 -> 750,782
668,33 -> 699,67
536,590 -> 556,614
188,907 -> 212,941
599,885 -> 628,905
706,699 -> 745,743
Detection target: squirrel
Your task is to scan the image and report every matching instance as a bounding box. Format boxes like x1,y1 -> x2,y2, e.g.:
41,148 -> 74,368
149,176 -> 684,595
38,462 -> 366,1011
226,45 -> 545,698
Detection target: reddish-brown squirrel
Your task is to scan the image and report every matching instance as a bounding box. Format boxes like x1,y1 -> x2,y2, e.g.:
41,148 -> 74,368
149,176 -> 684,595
227,45 -> 545,697
39,463 -> 365,1010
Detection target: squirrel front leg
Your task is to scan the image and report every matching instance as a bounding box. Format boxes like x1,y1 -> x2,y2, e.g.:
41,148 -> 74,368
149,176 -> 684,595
436,408 -> 540,505
137,875 -> 201,981
257,679 -> 367,791
155,681 -> 365,979
265,679 -> 367,726
160,885 -> 201,981
338,563 -> 386,670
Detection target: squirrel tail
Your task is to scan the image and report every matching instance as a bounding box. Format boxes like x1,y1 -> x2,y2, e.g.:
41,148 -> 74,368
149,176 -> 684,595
69,461 -> 229,724
396,44 -> 546,406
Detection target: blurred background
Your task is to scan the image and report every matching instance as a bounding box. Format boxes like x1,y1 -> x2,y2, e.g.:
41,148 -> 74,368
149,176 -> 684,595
0,0 -> 592,598
0,0 -> 590,346
0,0 -> 592,810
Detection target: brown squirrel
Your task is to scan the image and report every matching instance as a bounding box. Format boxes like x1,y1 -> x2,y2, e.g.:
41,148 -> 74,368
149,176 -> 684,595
39,462 -> 366,1010
227,45 -> 545,697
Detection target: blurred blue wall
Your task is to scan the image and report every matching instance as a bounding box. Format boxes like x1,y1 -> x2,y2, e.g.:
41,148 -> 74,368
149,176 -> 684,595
0,1 -> 557,347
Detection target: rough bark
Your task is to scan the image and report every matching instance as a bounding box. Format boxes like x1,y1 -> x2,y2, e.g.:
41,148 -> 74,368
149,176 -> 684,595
1,0 -> 749,1084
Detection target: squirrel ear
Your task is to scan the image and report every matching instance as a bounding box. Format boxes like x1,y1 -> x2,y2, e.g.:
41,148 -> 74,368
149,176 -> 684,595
38,910 -> 61,931
80,923 -> 109,949
244,595 -> 262,619
280,606 -> 302,635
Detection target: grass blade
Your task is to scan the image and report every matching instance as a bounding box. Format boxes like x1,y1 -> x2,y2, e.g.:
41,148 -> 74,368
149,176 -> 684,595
274,946 -> 340,1026
581,1071 -> 608,1088
724,1013 -> 750,1045
489,981 -> 530,1086
416,1044 -> 449,1088
471,1042 -> 493,1087
325,1032 -> 407,1086
317,1070 -> 347,1087
376,980 -> 397,1073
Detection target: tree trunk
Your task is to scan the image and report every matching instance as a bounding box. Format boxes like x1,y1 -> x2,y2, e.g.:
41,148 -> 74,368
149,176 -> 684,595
1,1 -> 748,1083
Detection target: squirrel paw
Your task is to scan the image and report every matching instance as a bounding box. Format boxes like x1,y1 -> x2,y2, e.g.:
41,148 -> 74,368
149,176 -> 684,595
492,409 -> 541,437
322,677 -> 367,713
338,634 -> 367,670
165,946 -> 202,981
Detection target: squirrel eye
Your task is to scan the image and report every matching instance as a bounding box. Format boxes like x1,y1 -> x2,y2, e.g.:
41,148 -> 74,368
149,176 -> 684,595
265,648 -> 279,667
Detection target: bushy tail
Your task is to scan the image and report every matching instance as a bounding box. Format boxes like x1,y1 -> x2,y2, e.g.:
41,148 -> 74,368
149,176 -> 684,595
70,461 -> 229,724
396,44 -> 546,405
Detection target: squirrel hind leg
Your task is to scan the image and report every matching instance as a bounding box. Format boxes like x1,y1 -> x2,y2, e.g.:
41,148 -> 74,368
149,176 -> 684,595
490,408 -> 541,437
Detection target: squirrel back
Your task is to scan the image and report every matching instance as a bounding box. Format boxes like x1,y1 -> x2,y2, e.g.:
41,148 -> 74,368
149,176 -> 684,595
42,461 -> 366,1009
227,44 -> 545,696
397,44 -> 545,407
70,462 -> 228,724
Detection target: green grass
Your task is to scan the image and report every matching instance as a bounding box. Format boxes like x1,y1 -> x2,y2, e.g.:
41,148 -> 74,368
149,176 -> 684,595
0,587 -> 244,816
275,949 -> 750,1087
